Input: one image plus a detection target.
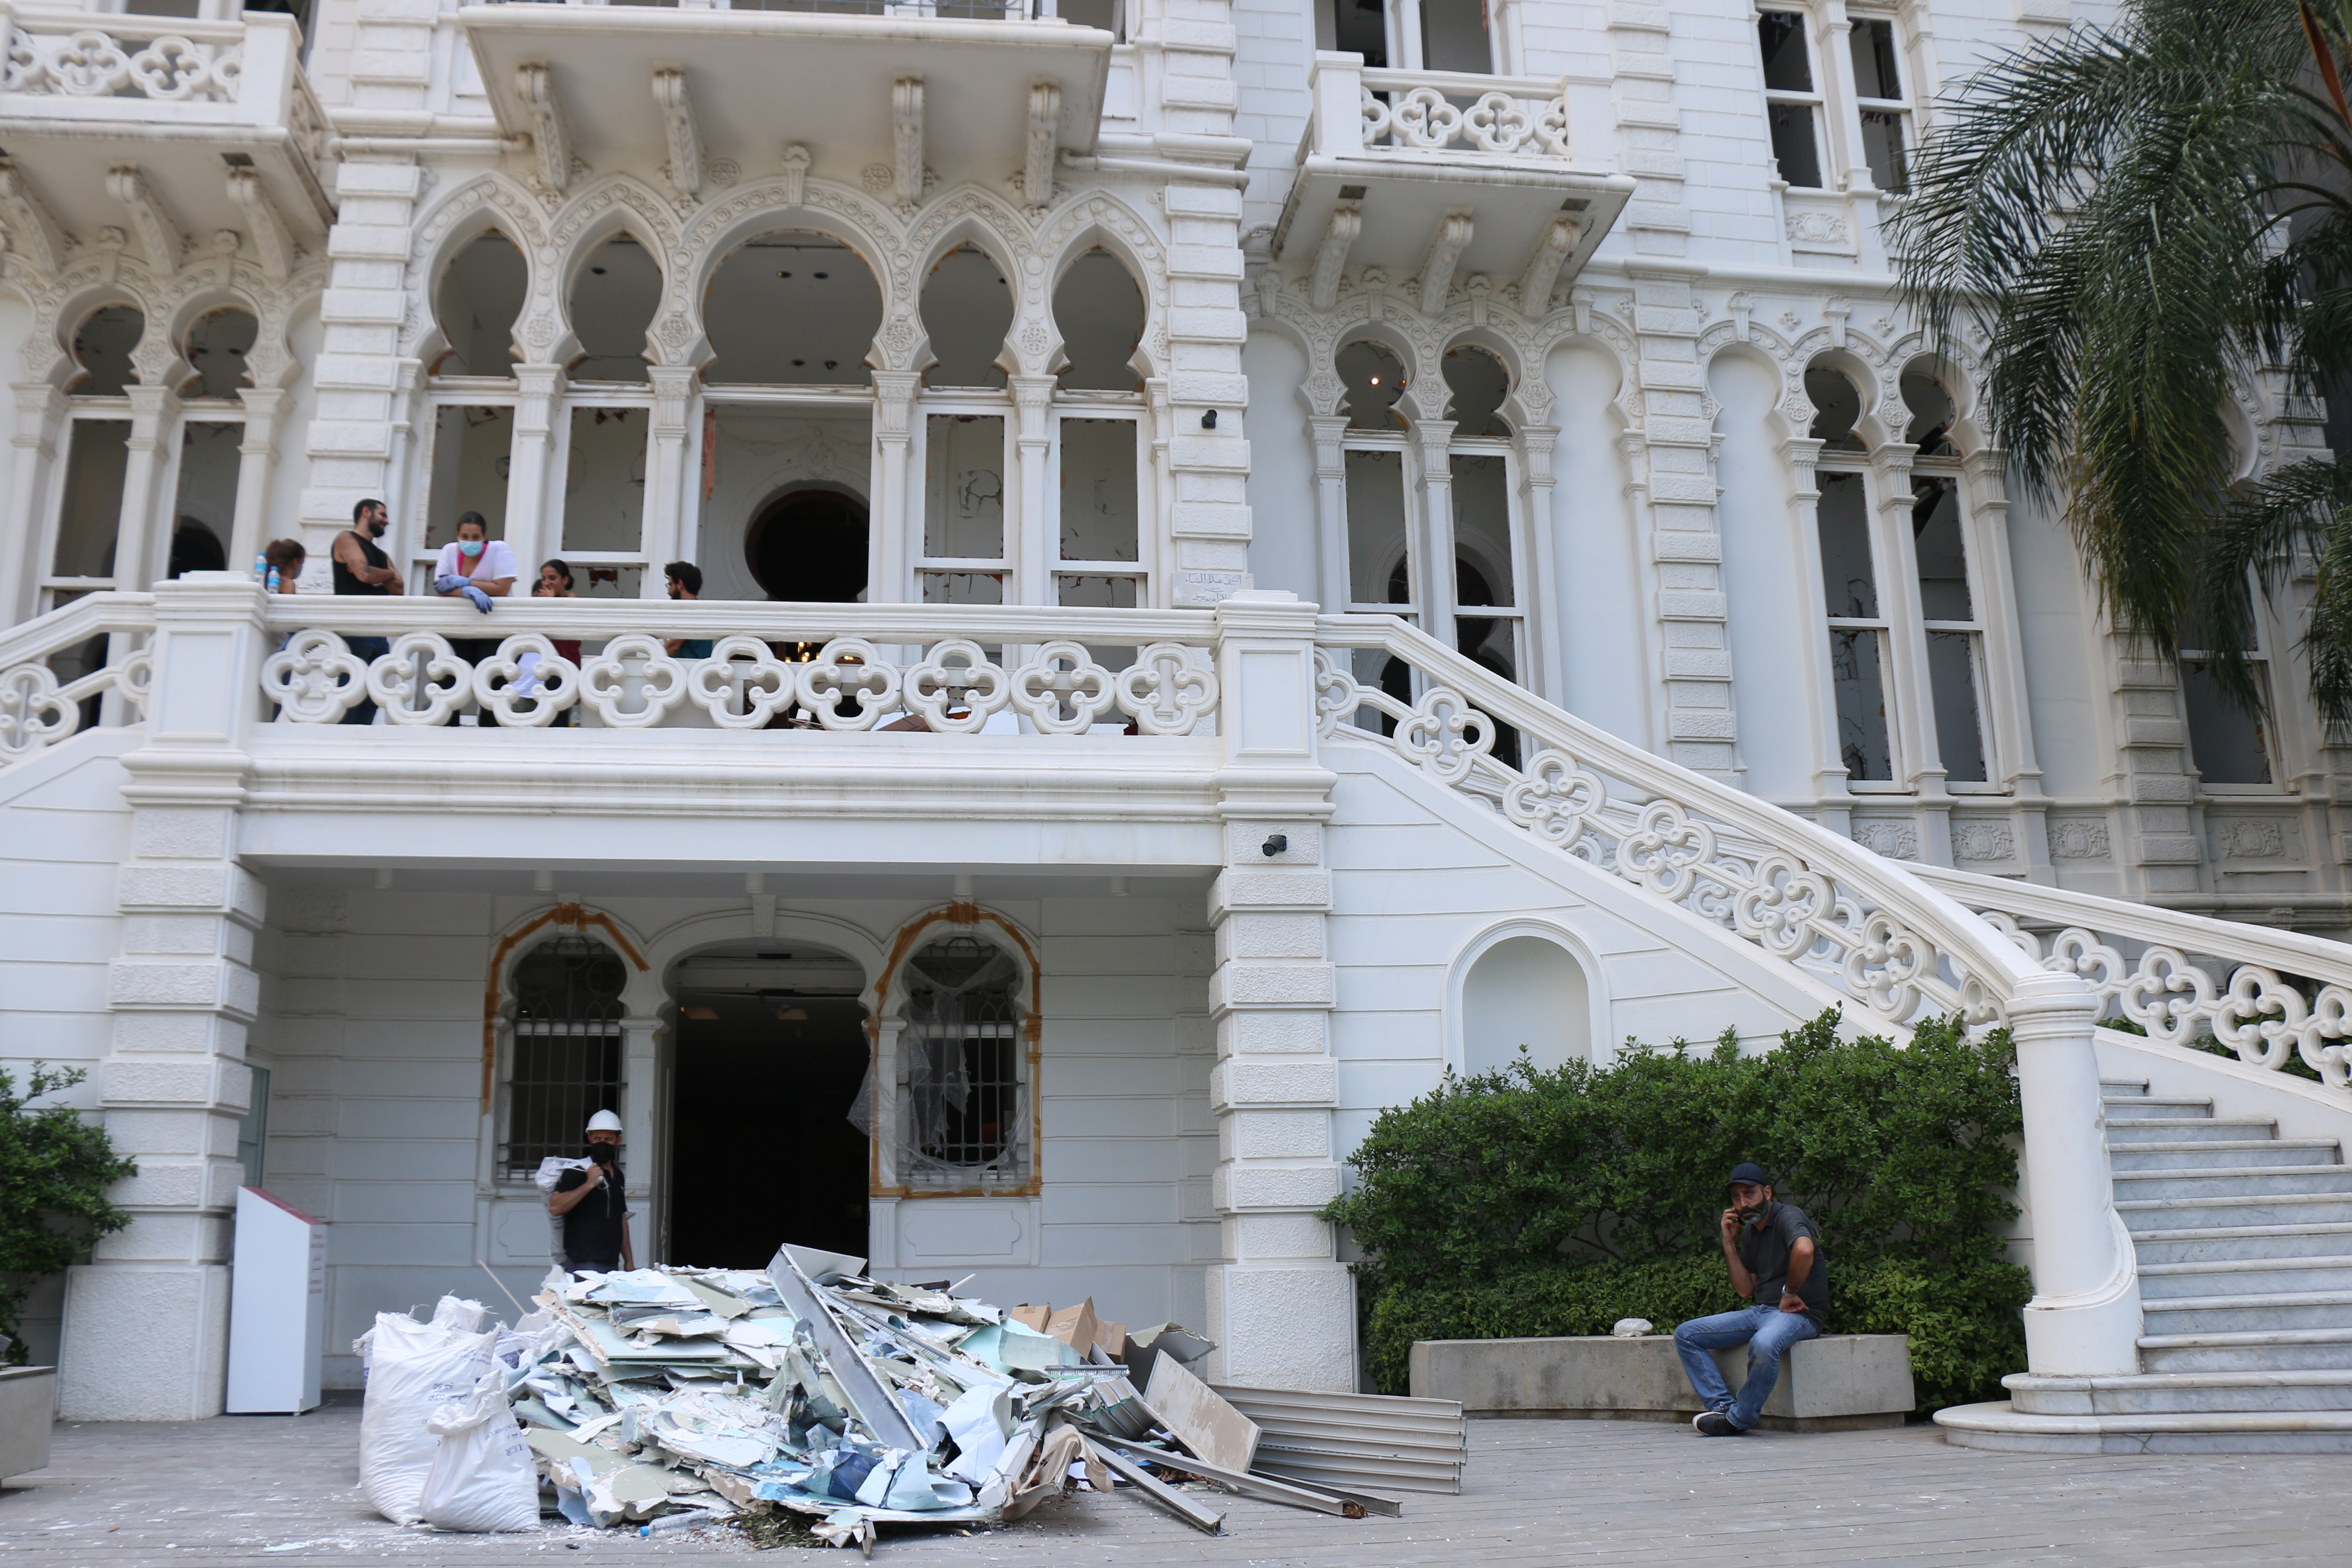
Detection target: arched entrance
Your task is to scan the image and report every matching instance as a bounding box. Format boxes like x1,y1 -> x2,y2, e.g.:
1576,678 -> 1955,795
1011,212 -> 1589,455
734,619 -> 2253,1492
664,940 -> 871,1267
743,485 -> 870,603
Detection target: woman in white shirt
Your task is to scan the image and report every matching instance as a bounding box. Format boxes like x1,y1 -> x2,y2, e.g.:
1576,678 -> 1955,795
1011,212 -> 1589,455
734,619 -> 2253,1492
435,512 -> 518,725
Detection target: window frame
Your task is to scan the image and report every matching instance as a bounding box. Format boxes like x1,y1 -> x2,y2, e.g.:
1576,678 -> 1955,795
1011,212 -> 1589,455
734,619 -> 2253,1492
1048,402 -> 1148,609
2179,588 -> 2285,795
1908,458 -> 1999,793
553,382 -> 659,589
914,388 -> 1017,606
408,383 -> 520,591
1846,9 -> 1916,194
1816,456 -> 1905,791
1755,7 -> 1829,191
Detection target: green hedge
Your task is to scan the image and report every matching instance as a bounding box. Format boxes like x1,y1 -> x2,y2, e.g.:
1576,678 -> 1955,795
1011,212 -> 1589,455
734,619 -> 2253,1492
1325,1010 -> 2032,1409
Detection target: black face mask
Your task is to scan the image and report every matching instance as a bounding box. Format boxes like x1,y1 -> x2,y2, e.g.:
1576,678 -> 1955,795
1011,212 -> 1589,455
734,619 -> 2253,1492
585,1142 -> 618,1165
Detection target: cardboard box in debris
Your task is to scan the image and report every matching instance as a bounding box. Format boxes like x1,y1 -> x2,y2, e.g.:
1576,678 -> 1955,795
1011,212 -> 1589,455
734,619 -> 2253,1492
353,1245 -> 1465,1545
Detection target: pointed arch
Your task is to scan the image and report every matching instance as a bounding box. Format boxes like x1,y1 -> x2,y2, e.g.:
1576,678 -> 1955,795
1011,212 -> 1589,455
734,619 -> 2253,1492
403,171 -> 552,368
545,175 -> 688,371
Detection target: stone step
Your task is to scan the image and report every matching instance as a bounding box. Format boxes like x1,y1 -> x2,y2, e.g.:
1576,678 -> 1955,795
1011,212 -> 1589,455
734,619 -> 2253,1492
2100,1080 -> 2149,1096
1934,1399 -> 2352,1453
2005,1369 -> 2352,1415
2102,1096 -> 2214,1121
2140,1290 -> 2352,1335
2137,1255 -> 2352,1300
2119,1192 -> 2352,1231
2110,1164 -> 2352,1201
2138,1327 -> 2352,1373
2135,1222 -> 2352,1265
2107,1118 -> 2281,1145
2108,1140 -> 2339,1171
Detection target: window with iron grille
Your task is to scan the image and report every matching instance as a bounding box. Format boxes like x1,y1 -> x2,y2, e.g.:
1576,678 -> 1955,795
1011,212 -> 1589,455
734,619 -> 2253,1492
900,935 -> 1023,1181
503,935 -> 626,1179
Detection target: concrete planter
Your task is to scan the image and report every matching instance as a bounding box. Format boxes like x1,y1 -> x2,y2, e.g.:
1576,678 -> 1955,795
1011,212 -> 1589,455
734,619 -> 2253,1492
1,1366 -> 57,1481
1410,1334 -> 1915,1433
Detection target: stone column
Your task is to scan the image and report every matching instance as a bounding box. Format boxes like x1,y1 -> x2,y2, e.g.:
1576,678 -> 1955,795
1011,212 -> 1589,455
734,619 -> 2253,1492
1010,374 -> 1055,606
1204,589 -> 1351,1390
1513,423 -> 1562,703
60,575 -> 270,1420
2009,973 -> 2142,1375
871,370 -> 920,605
1410,418 -> 1456,652
229,386 -> 288,570
114,383 -> 181,594
1309,413 -> 1349,616
1782,432 -> 1853,827
1,382 -> 64,622
642,368 -> 698,590
503,364 -> 563,593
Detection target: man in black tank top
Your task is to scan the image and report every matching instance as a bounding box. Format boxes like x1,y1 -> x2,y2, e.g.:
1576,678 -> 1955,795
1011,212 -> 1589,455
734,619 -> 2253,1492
331,499 -> 400,725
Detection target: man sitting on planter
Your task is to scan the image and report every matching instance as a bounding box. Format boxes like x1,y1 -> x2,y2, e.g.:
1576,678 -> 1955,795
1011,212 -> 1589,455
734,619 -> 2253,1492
1675,1161 -> 1826,1436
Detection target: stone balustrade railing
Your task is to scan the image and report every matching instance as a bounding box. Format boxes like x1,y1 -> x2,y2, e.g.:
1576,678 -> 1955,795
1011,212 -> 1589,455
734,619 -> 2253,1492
0,590 -> 152,760
3,14 -> 245,103
1917,864 -> 2352,1093
254,597 -> 1218,735
1302,54 -> 1574,164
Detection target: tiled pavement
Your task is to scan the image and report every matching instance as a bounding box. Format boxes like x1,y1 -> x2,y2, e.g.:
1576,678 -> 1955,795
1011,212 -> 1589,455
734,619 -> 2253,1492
5,1405 -> 2347,1568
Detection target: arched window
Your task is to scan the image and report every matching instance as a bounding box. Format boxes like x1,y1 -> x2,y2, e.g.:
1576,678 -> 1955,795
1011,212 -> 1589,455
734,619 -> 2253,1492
421,234 -> 524,577
505,935 -> 628,1179
921,244 -> 1013,389
434,232 -> 524,377
175,307 -> 258,570
1052,249 -> 1145,393
45,305 -> 143,600
185,307 -> 257,401
898,934 -> 1023,1181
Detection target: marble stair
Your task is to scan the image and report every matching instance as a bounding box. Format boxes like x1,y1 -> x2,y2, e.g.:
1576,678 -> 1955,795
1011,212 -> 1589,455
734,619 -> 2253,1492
1936,1079 -> 2352,1452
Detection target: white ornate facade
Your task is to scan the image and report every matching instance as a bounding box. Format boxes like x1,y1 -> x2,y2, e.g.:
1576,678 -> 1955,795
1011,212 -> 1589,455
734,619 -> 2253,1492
3,0 -> 2351,1434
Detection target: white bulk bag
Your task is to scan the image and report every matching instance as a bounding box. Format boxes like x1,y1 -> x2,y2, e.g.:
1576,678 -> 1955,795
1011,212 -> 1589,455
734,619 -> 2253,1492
419,1372 -> 541,1533
356,1296 -> 496,1525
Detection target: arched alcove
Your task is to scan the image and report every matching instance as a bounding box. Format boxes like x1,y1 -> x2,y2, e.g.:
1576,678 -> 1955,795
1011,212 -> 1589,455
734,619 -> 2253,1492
1442,344 -> 1512,437
568,234 -> 660,383
744,484 -> 870,603
922,244 -> 1014,388
1460,933 -> 1591,1075
184,306 -> 257,400
70,304 -> 142,396
1052,248 -> 1146,392
1901,366 -> 1958,456
704,230 -> 881,386
435,231 -> 525,376
1338,338 -> 1408,429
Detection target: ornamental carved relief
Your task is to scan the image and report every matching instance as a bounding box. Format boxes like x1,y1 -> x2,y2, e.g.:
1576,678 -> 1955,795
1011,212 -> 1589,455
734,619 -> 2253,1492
2047,818 -> 2114,861
1952,821 -> 2016,862
1851,820 -> 1920,860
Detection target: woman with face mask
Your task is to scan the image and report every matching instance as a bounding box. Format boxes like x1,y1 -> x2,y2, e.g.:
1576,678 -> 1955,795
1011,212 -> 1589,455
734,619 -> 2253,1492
433,513 -> 519,725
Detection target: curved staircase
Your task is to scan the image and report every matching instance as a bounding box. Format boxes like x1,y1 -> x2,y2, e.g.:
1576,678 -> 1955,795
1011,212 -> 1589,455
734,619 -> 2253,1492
1937,1078 -> 2352,1452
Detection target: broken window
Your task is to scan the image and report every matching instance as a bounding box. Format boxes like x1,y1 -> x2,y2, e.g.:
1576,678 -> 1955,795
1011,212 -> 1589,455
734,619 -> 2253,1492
1819,469 -> 1893,783
704,230 -> 881,387
922,413 -> 1007,605
170,422 -> 244,573
1442,346 -> 1512,438
2180,612 -> 2277,787
568,234 -> 660,384
1053,250 -> 1146,393
49,419 -> 130,584
434,231 -> 525,377
1344,447 -> 1410,610
184,307 -> 257,401
1338,340 -> 1407,431
922,245 -> 1014,389
1758,11 -> 1824,188
423,402 -> 513,554
1057,416 -> 1141,606
1913,477 -> 1988,784
1421,0 -> 1491,75
1901,367 -> 1958,456
1849,16 -> 1913,191
1329,0 -> 1386,66
1807,366 -> 1865,452
505,935 -> 628,1180
562,406 -> 649,555
898,935 -> 1024,1183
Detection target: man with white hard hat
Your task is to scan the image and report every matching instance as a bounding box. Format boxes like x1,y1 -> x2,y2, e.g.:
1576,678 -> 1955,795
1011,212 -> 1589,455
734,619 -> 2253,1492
548,1109 -> 633,1274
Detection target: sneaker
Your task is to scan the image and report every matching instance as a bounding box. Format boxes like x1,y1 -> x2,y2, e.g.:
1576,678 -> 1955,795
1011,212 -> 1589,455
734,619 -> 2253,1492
1694,1412 -> 1746,1437
1690,1409 -> 1719,1433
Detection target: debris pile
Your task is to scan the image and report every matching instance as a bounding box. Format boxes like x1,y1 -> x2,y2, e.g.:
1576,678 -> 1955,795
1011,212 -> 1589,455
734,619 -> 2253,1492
359,1244 -> 1449,1546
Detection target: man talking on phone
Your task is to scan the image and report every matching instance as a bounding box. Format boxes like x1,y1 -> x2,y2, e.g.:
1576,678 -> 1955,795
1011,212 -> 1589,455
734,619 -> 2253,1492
548,1109 -> 634,1275
1673,1162 -> 1826,1436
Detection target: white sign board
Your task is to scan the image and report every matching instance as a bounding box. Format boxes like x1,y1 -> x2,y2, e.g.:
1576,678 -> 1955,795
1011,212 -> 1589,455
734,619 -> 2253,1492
227,1186 -> 327,1414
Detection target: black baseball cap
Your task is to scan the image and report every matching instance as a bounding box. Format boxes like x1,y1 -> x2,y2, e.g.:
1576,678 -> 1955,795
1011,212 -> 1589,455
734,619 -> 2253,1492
1726,1162 -> 1771,1188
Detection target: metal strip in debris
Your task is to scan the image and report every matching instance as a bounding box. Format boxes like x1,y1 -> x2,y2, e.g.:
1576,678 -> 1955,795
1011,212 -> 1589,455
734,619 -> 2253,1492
764,1247 -> 925,1453
1084,1438 -> 1226,1534
1086,1431 -> 1402,1518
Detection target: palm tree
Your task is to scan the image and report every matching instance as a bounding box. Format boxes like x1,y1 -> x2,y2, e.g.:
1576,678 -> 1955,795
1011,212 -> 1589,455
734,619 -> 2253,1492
1893,0 -> 2352,726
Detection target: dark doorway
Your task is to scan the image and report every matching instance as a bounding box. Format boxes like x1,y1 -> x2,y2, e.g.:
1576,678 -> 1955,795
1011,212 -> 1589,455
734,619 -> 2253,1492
745,487 -> 869,602
667,984 -> 871,1268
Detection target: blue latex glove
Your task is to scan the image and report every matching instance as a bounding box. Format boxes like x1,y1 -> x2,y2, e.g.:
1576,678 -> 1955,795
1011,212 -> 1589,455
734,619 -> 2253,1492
435,572 -> 495,613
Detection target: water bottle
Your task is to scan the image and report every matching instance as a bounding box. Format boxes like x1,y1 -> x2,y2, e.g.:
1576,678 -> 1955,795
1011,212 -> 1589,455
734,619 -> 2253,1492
253,552 -> 269,582
266,567 -> 281,592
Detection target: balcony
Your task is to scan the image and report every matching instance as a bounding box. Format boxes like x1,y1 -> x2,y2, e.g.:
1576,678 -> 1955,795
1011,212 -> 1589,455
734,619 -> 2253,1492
0,6 -> 331,267
459,1 -> 1112,202
1273,52 -> 1631,314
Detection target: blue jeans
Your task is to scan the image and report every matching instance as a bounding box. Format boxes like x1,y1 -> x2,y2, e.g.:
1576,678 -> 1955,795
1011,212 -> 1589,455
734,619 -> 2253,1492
340,635 -> 388,725
1673,1302 -> 1821,1430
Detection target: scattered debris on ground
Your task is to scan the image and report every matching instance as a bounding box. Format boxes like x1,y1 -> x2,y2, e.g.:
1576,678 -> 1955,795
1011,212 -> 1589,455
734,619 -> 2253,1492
354,1244 -> 1457,1547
